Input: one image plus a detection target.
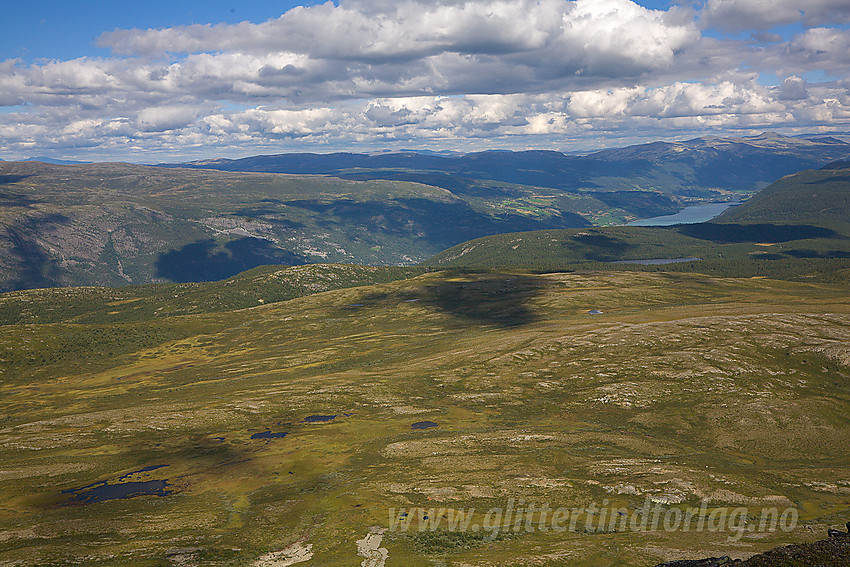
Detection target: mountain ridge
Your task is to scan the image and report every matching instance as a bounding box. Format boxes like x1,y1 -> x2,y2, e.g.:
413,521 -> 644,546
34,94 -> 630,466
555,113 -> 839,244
164,133 -> 850,197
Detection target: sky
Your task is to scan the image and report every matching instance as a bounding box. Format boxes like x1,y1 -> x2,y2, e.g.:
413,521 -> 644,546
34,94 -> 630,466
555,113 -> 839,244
1,0 -> 849,162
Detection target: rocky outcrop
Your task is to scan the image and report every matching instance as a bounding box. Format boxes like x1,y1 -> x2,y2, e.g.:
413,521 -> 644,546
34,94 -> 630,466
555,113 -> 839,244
654,524 -> 850,567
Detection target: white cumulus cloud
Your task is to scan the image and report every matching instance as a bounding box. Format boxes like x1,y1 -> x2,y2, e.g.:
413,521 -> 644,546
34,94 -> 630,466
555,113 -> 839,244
0,0 -> 848,160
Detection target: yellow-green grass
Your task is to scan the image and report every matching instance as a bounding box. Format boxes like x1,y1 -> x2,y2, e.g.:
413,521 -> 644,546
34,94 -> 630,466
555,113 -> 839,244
1,270 -> 849,566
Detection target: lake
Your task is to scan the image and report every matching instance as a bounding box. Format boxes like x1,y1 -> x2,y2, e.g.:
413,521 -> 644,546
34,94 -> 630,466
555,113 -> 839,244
305,415 -> 337,423
627,202 -> 741,226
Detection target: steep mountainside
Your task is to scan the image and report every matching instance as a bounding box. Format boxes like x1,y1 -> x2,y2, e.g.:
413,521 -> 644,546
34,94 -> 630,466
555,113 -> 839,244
0,161 -> 588,291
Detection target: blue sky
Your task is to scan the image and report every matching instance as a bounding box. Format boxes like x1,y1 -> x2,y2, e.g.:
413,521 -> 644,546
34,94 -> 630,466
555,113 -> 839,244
1,0 -> 849,161
1,1 -> 318,62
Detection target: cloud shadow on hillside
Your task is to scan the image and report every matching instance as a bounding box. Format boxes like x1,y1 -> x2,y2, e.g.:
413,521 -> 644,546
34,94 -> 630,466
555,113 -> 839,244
5,213 -> 69,291
565,232 -> 637,262
783,249 -> 850,259
807,175 -> 850,185
352,274 -> 546,328
676,223 -> 838,243
423,275 -> 546,327
155,237 -> 309,283
284,197 -> 590,251
0,174 -> 32,186
0,175 -> 39,208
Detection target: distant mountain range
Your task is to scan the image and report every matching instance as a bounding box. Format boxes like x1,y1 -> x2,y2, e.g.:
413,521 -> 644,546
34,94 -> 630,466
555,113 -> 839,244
23,157 -> 91,165
0,157 -> 91,165
1,133 -> 848,291
167,132 -> 850,198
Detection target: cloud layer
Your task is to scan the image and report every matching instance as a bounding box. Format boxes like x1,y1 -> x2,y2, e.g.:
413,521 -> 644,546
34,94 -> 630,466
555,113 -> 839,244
1,0 -> 849,160
701,0 -> 850,32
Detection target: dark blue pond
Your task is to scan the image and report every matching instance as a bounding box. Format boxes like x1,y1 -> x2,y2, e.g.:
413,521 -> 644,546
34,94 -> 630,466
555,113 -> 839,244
251,430 -> 289,440
305,415 -> 336,423
411,421 -> 439,430
64,480 -> 172,503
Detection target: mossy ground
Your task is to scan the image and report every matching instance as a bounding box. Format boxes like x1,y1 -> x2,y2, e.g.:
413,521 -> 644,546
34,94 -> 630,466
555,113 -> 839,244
1,268 -> 849,566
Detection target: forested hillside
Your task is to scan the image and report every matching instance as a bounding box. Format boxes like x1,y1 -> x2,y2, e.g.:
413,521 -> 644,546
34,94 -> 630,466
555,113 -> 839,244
427,164 -> 850,281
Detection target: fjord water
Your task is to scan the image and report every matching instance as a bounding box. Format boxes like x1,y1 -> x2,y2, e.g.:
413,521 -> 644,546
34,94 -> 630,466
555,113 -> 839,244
627,201 -> 741,226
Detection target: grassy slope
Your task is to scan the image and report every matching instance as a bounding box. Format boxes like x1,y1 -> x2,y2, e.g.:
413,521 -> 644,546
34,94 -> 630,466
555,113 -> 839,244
1,269 -> 849,566
426,166 -> 850,282
0,263 -> 425,325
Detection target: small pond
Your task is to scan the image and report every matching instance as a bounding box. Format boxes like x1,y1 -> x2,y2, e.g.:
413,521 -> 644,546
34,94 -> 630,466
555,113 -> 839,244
305,415 -> 337,423
251,430 -> 289,440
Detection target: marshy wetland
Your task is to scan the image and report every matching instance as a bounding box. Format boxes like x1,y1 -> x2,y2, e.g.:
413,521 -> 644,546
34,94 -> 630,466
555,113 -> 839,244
1,267 -> 849,566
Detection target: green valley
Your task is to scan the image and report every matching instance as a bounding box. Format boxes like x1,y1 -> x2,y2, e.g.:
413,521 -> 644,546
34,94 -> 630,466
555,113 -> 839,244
0,161 -> 590,292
